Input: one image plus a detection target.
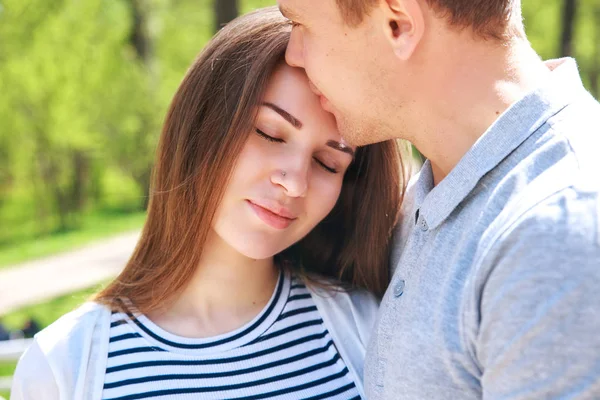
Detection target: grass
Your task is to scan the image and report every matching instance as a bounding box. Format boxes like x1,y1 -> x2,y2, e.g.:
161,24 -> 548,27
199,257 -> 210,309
0,363 -> 13,376
0,283 -> 106,331
0,210 -> 146,269
0,361 -> 16,394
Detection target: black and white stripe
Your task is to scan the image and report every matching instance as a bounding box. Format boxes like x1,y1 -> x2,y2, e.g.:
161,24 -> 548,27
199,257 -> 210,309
102,271 -> 361,400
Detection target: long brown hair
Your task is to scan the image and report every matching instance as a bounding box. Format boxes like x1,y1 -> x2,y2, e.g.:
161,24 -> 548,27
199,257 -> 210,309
95,6 -> 407,313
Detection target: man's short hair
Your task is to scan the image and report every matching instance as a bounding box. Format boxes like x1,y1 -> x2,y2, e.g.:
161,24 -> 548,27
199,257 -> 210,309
335,0 -> 524,40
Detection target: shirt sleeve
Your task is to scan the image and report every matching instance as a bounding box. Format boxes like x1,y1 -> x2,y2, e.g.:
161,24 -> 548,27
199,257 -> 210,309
476,190 -> 600,399
11,340 -> 60,400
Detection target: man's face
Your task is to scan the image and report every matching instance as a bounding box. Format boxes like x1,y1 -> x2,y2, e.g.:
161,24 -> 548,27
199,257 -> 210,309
278,0 -> 400,146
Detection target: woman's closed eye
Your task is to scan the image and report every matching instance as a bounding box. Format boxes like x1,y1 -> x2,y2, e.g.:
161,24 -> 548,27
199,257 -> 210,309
256,128 -> 283,143
314,159 -> 338,174
255,128 -> 339,174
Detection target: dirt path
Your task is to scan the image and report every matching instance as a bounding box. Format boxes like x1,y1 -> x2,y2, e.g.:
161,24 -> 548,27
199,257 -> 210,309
0,231 -> 140,315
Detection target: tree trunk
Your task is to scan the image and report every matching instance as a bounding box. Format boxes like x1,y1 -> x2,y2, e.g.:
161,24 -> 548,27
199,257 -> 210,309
128,0 -> 155,207
70,150 -> 89,213
214,0 -> 239,33
136,167 -> 152,211
129,0 -> 153,68
559,0 -> 577,57
37,148 -> 71,232
590,6 -> 600,99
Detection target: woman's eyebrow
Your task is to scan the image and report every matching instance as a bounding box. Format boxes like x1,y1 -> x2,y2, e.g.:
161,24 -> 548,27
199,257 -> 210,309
261,102 -> 354,157
261,102 -> 303,129
327,140 -> 355,158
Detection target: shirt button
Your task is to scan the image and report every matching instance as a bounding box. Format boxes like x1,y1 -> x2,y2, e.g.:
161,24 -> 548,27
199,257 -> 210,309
394,280 -> 405,297
420,218 -> 429,231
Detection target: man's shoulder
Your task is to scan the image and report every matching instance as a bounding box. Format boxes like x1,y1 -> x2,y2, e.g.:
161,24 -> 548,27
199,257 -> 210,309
472,105 -> 600,283
482,93 -> 600,246
502,185 -> 598,245
476,179 -> 600,278
546,92 -> 600,175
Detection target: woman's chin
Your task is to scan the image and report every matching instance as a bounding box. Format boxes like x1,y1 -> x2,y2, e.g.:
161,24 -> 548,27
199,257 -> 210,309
232,242 -> 287,262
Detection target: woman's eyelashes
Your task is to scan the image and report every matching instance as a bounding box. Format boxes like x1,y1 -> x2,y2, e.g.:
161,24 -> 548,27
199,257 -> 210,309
314,159 -> 338,174
255,128 -> 284,143
255,128 -> 339,174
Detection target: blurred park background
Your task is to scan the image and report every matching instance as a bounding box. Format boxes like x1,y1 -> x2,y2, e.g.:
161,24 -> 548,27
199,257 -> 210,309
0,0 -> 599,396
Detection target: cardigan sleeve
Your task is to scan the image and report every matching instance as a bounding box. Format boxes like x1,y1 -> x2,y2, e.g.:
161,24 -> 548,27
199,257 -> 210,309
11,340 -> 60,400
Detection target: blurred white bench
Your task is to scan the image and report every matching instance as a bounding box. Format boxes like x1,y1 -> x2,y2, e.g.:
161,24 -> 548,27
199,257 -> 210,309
0,338 -> 32,362
0,338 -> 33,392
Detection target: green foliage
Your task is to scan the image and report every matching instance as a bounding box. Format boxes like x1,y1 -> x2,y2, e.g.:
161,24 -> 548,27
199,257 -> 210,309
522,0 -> 600,97
0,362 -> 15,377
0,0 -> 599,265
0,0 -> 276,259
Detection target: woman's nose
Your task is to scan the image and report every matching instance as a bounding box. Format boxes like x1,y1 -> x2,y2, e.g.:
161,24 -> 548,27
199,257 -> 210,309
270,160 -> 309,198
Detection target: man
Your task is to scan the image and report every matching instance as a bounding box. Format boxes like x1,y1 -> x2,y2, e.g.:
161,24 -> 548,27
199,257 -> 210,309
277,0 -> 600,398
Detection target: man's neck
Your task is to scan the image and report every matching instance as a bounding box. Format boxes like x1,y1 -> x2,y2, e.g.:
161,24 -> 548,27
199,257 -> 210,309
412,38 -> 551,185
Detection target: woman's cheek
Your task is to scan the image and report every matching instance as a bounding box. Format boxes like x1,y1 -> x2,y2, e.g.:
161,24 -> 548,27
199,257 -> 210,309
311,175 -> 344,217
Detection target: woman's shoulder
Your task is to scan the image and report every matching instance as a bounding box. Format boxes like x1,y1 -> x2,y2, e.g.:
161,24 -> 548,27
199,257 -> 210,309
300,275 -> 380,312
309,285 -> 380,321
12,302 -> 111,399
34,301 -> 110,353
300,276 -> 380,394
300,275 -> 380,345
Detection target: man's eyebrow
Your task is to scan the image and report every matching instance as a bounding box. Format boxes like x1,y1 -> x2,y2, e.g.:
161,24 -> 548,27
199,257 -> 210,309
261,102 -> 303,129
327,140 -> 355,158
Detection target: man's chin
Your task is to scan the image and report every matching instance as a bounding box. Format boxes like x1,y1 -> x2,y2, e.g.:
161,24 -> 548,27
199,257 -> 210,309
338,119 -> 375,147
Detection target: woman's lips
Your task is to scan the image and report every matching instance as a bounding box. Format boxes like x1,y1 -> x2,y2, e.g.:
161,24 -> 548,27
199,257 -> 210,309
246,200 -> 296,230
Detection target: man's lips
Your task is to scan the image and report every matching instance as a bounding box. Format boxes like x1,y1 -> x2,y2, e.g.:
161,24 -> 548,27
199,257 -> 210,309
246,200 -> 297,230
308,81 -> 331,111
319,95 -> 330,110
308,80 -> 323,97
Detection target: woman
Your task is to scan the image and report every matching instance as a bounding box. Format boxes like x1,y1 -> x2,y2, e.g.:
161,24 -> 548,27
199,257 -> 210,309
12,7 -> 406,400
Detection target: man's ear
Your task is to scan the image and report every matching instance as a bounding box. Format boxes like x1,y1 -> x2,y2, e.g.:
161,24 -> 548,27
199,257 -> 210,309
380,0 -> 425,60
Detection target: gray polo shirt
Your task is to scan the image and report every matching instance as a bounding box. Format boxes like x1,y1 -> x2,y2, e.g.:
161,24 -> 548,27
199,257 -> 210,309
364,58 -> 600,399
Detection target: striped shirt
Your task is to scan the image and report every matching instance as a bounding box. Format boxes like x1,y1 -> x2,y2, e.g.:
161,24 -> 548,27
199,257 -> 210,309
102,271 -> 361,400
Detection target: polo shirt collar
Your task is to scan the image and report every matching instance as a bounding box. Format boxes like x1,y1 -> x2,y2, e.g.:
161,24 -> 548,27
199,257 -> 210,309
417,58 -> 586,230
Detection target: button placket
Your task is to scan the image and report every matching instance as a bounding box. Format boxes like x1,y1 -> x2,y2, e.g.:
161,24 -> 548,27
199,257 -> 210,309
375,216 -> 428,393
419,217 -> 429,231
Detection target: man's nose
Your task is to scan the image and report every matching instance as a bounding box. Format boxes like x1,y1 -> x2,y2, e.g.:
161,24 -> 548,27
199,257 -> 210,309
285,27 -> 304,68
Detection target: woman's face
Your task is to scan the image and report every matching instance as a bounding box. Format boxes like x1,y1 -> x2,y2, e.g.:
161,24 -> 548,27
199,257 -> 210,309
212,64 -> 356,260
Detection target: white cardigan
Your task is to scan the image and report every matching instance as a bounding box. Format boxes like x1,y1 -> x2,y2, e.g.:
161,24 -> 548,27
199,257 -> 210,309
11,287 -> 379,399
